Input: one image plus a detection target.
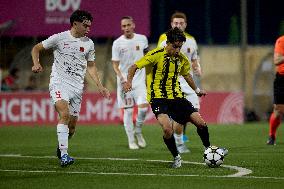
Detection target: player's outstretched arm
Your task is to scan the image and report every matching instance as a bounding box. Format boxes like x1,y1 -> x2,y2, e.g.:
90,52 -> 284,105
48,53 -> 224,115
124,64 -> 138,93
112,61 -> 126,83
192,58 -> 202,76
31,43 -> 44,73
87,61 -> 110,98
183,74 -> 206,97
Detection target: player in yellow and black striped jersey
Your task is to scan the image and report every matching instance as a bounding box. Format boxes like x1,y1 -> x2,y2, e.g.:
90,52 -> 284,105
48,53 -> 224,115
157,12 -> 201,154
124,27 -> 212,168
135,46 -> 189,102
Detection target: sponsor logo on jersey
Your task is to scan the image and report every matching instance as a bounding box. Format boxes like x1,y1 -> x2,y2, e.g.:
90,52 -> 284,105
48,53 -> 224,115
187,48 -> 191,53
80,47 -> 84,52
136,45 -> 140,50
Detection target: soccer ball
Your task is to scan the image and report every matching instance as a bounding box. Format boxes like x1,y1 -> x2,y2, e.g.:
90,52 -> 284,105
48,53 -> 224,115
203,146 -> 224,167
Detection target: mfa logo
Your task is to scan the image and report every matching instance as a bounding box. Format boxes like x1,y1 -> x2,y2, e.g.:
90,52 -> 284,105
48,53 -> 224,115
46,0 -> 81,12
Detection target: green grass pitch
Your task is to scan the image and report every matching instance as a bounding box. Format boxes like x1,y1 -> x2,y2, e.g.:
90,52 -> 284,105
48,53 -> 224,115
0,122 -> 284,189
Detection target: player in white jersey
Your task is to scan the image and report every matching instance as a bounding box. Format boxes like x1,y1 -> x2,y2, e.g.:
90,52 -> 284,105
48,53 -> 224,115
31,10 -> 110,167
112,16 -> 148,150
157,12 -> 202,153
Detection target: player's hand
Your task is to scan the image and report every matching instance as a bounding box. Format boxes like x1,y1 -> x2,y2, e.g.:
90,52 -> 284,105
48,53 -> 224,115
123,81 -> 132,93
196,89 -> 207,97
98,86 -> 110,99
32,63 -> 43,73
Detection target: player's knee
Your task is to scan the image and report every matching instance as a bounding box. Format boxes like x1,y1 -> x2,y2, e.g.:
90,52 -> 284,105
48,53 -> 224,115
136,107 -> 148,123
274,108 -> 284,117
60,111 -> 70,122
195,122 -> 207,129
174,125 -> 183,134
163,127 -> 173,138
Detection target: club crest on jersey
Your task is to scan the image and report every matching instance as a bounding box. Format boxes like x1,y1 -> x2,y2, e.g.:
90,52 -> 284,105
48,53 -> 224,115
187,48 -> 191,53
80,47 -> 84,52
136,45 -> 140,50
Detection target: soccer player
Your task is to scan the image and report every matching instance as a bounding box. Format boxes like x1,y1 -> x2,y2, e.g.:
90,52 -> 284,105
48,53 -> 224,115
157,12 -> 201,153
111,16 -> 148,149
267,35 -> 284,145
31,10 -> 110,167
124,27 -> 210,168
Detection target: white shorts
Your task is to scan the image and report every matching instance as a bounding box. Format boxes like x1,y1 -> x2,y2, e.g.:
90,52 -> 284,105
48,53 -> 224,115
49,82 -> 83,117
117,84 -> 148,108
184,92 -> 200,110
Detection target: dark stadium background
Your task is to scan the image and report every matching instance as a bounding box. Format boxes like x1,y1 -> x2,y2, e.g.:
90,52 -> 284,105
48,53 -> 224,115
150,0 -> 284,44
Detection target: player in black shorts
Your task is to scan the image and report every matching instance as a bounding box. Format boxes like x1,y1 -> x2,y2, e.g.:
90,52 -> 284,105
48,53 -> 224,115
267,35 -> 284,145
151,98 -> 197,126
124,27 -> 226,168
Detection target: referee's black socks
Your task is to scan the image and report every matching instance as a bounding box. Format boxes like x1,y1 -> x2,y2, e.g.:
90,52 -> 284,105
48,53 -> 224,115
163,134 -> 179,157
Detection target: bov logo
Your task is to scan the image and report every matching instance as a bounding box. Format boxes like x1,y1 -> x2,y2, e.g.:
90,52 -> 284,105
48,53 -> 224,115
46,0 -> 81,12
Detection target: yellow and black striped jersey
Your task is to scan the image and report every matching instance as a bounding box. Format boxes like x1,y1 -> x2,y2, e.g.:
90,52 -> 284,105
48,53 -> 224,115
157,31 -> 199,95
135,47 -> 191,102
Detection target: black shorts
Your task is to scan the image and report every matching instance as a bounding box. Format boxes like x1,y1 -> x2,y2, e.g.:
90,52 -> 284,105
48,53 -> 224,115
150,98 -> 197,125
273,73 -> 284,104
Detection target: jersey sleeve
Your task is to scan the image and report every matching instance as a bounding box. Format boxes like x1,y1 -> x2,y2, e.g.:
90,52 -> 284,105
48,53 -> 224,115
143,35 -> 149,54
157,33 -> 167,48
135,52 -> 156,69
42,33 -> 59,49
86,42 -> 95,61
111,41 -> 120,61
191,38 -> 198,60
180,56 -> 191,76
275,37 -> 284,55
143,35 -> 149,49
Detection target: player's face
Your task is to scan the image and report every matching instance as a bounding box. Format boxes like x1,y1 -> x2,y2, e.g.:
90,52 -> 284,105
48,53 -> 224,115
74,20 -> 92,37
167,41 -> 184,57
121,19 -> 135,38
171,18 -> 187,32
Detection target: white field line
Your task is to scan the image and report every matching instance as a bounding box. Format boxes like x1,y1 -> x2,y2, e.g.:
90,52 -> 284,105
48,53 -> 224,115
2,154 -> 277,179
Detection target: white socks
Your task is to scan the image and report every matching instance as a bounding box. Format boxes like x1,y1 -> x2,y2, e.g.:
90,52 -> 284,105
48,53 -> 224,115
123,108 -> 135,143
57,124 -> 69,156
135,107 -> 148,134
174,133 -> 184,145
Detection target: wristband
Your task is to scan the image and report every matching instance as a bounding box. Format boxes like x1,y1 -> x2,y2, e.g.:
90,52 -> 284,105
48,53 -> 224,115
195,88 -> 200,94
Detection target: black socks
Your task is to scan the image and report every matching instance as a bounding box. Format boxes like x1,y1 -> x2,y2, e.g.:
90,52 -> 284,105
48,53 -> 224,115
197,125 -> 210,148
163,134 -> 179,157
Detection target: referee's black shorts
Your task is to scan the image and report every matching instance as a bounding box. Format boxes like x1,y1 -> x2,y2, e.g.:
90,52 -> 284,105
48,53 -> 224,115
274,73 -> 284,104
150,98 -> 197,125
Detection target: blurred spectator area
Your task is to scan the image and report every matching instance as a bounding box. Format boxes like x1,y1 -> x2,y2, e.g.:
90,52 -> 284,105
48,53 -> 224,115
0,37 -> 117,92
0,38 -> 273,112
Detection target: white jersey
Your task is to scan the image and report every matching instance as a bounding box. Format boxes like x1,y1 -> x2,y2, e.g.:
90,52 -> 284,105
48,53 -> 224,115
112,33 -> 148,88
158,33 -> 198,95
42,30 -> 95,91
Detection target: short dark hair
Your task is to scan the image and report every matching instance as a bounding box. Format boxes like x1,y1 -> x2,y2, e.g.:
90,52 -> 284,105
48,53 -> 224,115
70,10 -> 93,25
121,16 -> 133,21
171,12 -> 187,23
166,27 -> 186,44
